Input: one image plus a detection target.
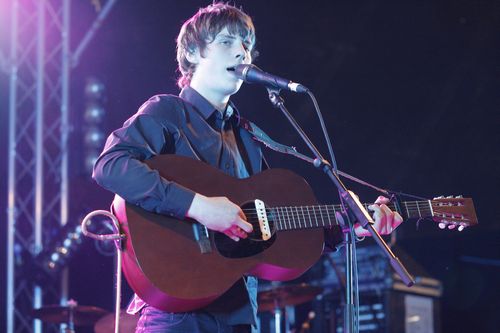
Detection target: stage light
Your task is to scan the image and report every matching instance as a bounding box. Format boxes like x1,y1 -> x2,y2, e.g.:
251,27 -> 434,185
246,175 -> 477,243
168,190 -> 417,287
84,103 -> 105,123
84,126 -> 105,147
33,224 -> 84,283
85,77 -> 105,101
83,76 -> 107,175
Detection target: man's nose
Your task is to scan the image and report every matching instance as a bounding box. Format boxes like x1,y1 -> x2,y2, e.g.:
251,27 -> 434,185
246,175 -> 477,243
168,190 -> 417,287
235,42 -> 248,61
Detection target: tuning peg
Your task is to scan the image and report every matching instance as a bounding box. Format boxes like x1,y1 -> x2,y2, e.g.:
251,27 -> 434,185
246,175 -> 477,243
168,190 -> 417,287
458,225 -> 465,232
455,195 -> 463,198
438,222 -> 447,229
435,196 -> 444,199
447,224 -> 456,230
446,195 -> 453,198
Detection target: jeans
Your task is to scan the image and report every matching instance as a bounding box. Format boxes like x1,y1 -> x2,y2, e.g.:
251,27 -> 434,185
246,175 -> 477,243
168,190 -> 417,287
135,306 -> 251,333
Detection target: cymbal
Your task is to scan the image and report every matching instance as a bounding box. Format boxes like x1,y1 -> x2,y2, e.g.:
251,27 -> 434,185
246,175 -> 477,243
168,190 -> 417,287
32,305 -> 109,326
94,310 -> 139,333
258,284 -> 323,312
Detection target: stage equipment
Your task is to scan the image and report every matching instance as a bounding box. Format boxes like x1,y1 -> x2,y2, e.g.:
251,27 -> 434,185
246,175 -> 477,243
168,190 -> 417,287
33,223 -> 84,283
258,284 -> 323,313
83,77 -> 107,174
233,64 -> 309,93
258,284 -> 322,333
81,210 -> 126,333
5,1 -> 117,332
94,310 -> 139,333
32,300 -> 108,332
311,245 -> 442,333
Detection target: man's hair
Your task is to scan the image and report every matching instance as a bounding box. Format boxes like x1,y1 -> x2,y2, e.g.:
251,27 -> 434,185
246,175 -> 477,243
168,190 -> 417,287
176,2 -> 257,88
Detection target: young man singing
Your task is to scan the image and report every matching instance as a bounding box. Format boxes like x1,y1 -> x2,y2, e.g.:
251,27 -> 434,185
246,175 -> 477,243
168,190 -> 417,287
93,3 -> 402,332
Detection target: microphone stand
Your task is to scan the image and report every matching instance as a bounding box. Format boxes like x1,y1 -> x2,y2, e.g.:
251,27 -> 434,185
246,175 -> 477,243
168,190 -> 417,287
265,88 -> 415,333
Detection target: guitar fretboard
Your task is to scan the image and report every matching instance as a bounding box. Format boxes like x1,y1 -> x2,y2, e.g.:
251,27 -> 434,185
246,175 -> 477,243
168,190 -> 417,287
269,201 -> 434,231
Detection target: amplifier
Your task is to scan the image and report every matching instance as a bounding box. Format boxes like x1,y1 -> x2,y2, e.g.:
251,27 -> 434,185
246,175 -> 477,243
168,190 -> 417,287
310,245 -> 442,333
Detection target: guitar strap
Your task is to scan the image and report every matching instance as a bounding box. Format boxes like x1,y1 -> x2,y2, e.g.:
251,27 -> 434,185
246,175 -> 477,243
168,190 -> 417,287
239,117 -> 314,164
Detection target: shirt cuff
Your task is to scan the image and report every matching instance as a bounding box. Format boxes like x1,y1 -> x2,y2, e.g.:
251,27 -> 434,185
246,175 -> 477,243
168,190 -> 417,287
159,183 -> 196,220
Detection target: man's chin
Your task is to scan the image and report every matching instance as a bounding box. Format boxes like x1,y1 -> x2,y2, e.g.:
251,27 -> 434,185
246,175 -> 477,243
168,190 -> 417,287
224,82 -> 243,96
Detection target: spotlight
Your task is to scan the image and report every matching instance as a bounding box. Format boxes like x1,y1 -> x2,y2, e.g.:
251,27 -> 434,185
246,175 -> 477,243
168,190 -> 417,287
82,76 -> 107,175
85,77 -> 105,101
84,126 -> 105,147
84,103 -> 105,123
33,224 -> 84,283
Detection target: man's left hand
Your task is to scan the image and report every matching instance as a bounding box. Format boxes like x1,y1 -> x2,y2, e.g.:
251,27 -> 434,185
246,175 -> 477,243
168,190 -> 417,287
354,196 -> 403,237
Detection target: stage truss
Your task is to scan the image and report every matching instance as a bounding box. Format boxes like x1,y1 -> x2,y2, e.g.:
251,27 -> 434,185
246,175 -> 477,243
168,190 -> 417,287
3,1 -> 118,332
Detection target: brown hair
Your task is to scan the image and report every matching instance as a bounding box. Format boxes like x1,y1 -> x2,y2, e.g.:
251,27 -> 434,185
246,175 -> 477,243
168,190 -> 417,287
176,2 -> 257,88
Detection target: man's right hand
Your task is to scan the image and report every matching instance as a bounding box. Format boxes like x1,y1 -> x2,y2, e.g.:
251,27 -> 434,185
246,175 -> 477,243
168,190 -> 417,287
186,193 -> 253,242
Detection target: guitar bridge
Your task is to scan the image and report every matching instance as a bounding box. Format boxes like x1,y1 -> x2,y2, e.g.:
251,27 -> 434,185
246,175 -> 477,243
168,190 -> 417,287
255,199 -> 271,241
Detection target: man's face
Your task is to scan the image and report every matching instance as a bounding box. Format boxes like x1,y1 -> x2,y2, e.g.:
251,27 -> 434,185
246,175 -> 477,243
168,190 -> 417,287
189,27 -> 253,100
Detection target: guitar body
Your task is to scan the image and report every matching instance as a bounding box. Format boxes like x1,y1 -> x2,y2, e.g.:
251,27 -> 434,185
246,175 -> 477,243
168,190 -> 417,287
113,155 -> 324,312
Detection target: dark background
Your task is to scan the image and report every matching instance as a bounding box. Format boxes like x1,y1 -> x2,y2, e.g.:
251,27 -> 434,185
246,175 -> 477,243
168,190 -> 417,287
1,0 -> 499,332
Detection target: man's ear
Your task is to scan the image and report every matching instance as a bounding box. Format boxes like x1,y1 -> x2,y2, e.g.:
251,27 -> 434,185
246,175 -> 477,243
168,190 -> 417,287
186,48 -> 200,64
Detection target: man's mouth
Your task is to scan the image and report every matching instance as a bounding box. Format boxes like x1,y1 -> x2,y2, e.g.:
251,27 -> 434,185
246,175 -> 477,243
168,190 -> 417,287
226,67 -> 236,72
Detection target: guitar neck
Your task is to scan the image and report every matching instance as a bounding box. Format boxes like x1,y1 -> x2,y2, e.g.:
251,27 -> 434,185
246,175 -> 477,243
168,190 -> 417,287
271,200 -> 433,231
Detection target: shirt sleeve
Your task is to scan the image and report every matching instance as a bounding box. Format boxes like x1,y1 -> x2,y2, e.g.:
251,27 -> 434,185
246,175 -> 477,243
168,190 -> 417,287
92,108 -> 196,219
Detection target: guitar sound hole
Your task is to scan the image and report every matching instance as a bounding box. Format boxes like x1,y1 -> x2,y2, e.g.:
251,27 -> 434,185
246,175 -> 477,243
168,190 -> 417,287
214,201 -> 277,259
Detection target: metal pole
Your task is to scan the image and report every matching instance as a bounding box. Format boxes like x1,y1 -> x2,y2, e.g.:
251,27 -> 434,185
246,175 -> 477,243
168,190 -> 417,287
60,0 -> 71,307
6,1 -> 20,332
71,0 -> 118,67
34,1 -> 46,332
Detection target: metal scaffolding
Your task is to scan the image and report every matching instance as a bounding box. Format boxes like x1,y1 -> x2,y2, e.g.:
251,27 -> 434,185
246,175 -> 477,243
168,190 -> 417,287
5,1 -> 117,332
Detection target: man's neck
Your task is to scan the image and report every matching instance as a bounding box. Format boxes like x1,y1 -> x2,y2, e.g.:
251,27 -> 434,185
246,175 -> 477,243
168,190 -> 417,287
189,84 -> 230,112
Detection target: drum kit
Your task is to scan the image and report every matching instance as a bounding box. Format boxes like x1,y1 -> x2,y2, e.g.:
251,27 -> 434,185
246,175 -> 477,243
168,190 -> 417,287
32,284 -> 322,333
31,300 -> 138,333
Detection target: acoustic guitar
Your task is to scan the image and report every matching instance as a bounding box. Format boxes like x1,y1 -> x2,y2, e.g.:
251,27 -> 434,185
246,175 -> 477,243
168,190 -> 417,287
112,155 -> 477,312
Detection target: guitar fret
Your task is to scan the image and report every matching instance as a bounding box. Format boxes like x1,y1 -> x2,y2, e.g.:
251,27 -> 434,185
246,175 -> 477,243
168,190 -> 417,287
325,206 -> 332,227
312,206 -> 319,227
300,206 -> 306,229
416,201 -> 421,217
291,207 -> 297,229
405,202 -> 410,218
274,209 -> 282,231
306,206 -> 313,228
295,206 -> 302,229
331,204 -> 336,222
279,207 -> 285,230
285,207 -> 292,230
428,200 -> 434,217
318,205 -> 325,227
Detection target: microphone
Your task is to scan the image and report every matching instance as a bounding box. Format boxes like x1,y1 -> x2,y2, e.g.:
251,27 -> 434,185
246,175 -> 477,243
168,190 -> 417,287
233,64 -> 309,93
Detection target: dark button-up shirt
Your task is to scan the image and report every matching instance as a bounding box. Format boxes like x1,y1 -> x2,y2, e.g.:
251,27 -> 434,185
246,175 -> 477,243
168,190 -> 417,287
93,86 -> 264,325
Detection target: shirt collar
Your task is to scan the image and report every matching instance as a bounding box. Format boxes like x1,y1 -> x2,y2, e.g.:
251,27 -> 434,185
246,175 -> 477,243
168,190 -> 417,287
179,86 -> 240,123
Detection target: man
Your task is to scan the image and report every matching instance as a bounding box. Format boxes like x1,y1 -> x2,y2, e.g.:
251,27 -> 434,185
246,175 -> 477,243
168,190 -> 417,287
93,3 -> 402,333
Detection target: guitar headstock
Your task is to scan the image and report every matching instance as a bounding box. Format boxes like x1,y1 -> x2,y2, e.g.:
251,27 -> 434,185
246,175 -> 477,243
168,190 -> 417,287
431,196 -> 478,231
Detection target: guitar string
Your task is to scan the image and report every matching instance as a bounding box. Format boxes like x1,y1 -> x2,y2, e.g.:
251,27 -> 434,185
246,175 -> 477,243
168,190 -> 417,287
240,202 -> 462,221
239,201 -> 443,213
243,201 -> 462,217
240,203 -> 435,216
240,205 -> 435,216
240,208 -> 435,222
238,204 -> 464,229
